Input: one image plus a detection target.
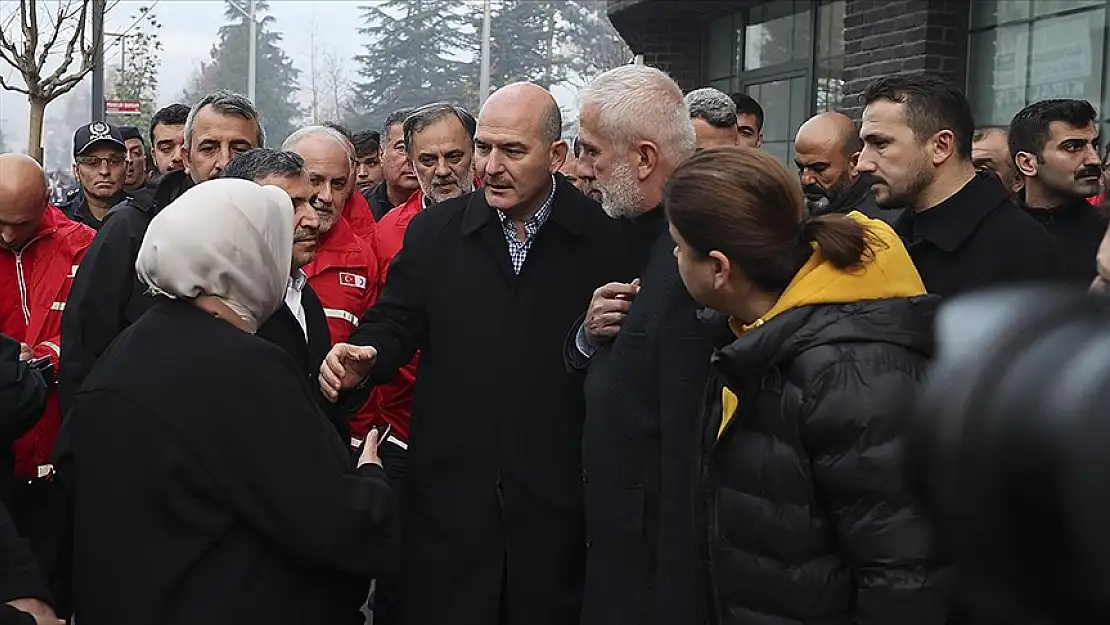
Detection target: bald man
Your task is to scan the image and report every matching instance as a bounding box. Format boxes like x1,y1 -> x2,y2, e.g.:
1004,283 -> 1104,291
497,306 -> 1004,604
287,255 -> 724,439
794,111 -> 895,221
318,82 -> 629,625
0,153 -> 96,580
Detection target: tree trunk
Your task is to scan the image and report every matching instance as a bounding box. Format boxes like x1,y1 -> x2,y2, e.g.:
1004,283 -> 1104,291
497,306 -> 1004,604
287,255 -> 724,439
27,97 -> 47,164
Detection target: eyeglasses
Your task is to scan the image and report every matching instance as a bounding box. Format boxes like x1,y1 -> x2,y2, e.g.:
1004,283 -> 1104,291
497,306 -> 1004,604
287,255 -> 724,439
76,155 -> 126,168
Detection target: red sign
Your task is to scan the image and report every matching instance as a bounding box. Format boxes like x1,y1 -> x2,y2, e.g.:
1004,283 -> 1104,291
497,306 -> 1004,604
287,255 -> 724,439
105,99 -> 142,115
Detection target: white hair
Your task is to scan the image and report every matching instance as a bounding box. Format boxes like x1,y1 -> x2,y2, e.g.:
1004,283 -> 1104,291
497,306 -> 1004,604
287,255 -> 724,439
281,125 -> 355,163
578,65 -> 696,168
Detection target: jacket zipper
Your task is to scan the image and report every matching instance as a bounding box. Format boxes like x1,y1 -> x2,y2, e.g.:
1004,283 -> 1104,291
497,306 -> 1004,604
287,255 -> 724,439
7,231 -> 50,327
14,250 -> 30,325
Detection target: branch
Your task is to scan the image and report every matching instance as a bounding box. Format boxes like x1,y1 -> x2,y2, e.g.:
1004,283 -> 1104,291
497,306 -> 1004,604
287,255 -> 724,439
0,72 -> 31,95
42,0 -> 91,96
25,0 -> 40,71
36,1 -> 69,71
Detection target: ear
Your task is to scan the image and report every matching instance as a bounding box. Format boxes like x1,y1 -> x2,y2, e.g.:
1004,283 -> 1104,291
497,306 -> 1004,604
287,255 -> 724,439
707,250 -> 732,289
181,145 -> 193,175
550,139 -> 568,173
931,129 -> 958,165
849,151 -> 861,178
71,163 -> 79,180
635,140 -> 661,182
755,133 -> 764,149
1014,151 -> 1039,178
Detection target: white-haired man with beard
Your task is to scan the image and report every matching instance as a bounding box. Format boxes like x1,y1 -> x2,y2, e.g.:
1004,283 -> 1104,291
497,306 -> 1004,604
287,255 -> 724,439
566,64 -> 719,625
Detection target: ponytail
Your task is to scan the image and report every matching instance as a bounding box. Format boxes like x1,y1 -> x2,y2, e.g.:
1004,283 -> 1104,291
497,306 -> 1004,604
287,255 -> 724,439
800,214 -> 881,270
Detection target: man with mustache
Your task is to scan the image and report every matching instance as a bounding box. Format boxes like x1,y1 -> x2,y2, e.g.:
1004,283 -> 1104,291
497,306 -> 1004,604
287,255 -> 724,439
358,101 -> 477,625
856,75 -> 1065,297
283,126 -> 379,353
361,103 -> 477,448
1010,99 -> 1110,284
218,148 -> 349,441
793,111 -> 897,222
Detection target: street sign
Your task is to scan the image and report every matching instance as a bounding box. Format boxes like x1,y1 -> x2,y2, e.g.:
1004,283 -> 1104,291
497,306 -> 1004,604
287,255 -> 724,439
105,99 -> 142,115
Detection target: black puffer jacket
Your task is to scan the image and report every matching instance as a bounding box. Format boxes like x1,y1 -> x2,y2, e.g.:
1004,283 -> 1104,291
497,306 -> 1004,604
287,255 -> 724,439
703,296 -> 953,625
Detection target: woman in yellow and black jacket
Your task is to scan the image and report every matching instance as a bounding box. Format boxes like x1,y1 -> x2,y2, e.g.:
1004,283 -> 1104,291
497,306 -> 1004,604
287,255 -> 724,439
665,148 -> 953,625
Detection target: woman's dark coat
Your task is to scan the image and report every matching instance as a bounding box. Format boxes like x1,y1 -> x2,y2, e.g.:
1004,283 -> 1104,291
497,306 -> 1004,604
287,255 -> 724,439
54,300 -> 396,625
704,297 -> 953,625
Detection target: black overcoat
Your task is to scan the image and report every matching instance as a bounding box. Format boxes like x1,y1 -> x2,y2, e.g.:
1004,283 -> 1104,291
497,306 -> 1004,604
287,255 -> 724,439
54,300 -> 396,625
346,176 -> 627,625
569,210 -> 723,625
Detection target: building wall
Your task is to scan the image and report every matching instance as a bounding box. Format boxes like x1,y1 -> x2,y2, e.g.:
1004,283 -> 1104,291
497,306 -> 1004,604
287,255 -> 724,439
840,0 -> 970,118
607,3 -> 705,90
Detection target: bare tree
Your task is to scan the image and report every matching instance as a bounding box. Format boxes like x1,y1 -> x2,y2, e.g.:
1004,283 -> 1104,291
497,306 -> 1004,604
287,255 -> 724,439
319,47 -> 348,124
0,0 -> 104,162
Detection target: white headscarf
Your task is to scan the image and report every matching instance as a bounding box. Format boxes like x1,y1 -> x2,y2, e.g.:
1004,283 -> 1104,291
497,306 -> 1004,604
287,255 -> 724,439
136,178 -> 293,333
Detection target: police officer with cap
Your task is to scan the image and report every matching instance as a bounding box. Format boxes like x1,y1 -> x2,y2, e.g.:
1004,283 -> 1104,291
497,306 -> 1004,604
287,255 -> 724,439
56,122 -> 130,230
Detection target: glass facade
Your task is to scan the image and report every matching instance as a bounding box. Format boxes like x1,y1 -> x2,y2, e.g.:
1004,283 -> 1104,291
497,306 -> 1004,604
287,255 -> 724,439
700,0 -> 1110,164
702,0 -> 847,163
968,0 -> 1110,133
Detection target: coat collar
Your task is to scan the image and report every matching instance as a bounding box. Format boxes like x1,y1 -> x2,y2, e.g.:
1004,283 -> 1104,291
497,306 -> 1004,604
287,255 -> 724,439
460,174 -> 584,238
894,170 -> 1008,253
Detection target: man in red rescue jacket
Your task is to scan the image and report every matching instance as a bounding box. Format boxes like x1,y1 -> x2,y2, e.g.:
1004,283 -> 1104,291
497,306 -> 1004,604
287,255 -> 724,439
0,153 -> 95,572
284,126 -> 379,440
361,104 -> 478,448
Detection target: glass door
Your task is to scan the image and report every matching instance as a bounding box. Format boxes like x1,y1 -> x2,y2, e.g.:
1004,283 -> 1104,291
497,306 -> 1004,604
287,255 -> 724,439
741,73 -> 811,165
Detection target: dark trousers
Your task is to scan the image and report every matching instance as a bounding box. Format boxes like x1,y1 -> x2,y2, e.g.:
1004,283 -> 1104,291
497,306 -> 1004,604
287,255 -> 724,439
10,478 -> 66,579
372,440 -> 407,625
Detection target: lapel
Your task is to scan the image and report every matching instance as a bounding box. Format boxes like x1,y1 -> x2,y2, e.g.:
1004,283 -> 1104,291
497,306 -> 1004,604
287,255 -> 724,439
301,284 -> 330,369
458,176 -> 587,287
264,305 -> 310,376
460,190 -> 517,286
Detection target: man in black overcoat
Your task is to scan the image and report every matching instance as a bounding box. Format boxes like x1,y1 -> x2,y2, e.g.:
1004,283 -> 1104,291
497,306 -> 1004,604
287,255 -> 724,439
565,65 -> 720,625
319,82 -> 629,625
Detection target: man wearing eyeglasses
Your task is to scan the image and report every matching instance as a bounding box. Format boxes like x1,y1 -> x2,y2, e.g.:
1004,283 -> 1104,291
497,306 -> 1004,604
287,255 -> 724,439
55,122 -> 130,231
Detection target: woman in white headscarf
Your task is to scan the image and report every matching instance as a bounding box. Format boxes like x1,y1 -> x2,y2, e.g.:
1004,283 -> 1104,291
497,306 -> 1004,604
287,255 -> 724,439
55,179 -> 395,625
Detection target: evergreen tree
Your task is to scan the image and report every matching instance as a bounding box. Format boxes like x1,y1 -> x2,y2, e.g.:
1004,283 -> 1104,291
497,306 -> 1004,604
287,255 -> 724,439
471,1 -> 632,93
347,0 -> 477,131
559,1 -> 634,84
182,1 -> 303,146
106,6 -> 163,134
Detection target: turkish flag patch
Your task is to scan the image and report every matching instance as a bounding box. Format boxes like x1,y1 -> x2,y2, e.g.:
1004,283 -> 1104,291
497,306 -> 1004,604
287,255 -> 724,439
339,272 -> 367,289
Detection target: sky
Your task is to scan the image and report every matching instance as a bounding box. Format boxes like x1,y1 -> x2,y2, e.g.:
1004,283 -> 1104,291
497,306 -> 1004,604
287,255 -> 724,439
0,0 -> 581,152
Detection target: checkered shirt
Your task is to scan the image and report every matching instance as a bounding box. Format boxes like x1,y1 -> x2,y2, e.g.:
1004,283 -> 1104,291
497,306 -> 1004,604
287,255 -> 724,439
497,176 -> 556,274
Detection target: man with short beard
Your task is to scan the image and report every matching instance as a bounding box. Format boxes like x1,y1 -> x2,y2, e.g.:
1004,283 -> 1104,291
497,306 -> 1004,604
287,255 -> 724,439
118,126 -> 150,192
359,101 -> 477,625
793,111 -> 896,222
857,75 -> 1065,297
569,64 -> 718,625
365,108 -> 422,220
1010,99 -> 1110,284
149,104 -> 189,175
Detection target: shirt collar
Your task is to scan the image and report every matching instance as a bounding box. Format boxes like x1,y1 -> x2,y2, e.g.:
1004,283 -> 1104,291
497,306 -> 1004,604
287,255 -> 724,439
289,269 -> 307,292
894,170 -> 1008,253
421,193 -> 433,211
496,176 -> 556,231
